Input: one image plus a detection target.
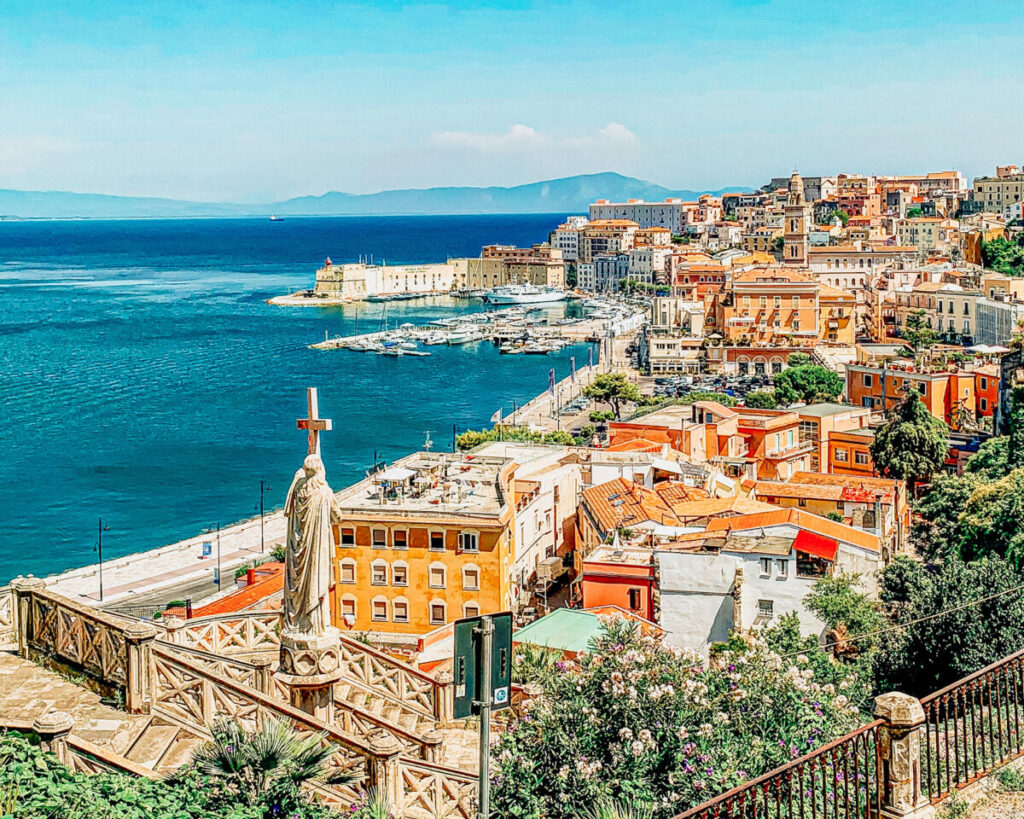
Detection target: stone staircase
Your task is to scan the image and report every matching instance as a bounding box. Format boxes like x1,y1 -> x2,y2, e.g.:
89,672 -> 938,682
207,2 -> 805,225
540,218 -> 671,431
335,677 -> 440,738
120,712 -> 206,774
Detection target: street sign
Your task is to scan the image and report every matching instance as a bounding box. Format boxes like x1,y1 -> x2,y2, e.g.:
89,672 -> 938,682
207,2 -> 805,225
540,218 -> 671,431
452,611 -> 512,720
202,541 -> 212,558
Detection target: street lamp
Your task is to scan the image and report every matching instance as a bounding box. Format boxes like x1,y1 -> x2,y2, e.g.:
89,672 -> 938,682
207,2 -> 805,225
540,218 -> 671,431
94,518 -> 110,601
255,480 -> 271,554
204,523 -> 222,590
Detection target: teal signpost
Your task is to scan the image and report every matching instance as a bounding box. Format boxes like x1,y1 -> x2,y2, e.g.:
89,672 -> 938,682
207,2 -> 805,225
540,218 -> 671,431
453,611 -> 512,819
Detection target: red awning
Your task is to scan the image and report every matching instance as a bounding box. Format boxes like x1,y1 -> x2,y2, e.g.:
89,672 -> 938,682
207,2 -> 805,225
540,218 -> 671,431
793,529 -> 838,562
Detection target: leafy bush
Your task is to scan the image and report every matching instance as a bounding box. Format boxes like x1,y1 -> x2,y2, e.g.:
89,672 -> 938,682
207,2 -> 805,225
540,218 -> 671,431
998,764 -> 1024,791
491,619 -> 863,819
456,425 -> 576,451
271,544 -> 286,562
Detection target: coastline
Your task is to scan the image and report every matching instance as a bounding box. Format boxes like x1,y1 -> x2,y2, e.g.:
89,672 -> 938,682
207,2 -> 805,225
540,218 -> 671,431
33,510 -> 287,605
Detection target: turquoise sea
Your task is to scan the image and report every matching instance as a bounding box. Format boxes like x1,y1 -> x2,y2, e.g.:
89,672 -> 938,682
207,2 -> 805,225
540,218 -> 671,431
0,215 -> 591,580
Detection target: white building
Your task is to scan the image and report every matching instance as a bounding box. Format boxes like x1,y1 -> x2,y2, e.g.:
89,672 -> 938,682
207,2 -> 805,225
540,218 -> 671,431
628,246 -> 673,284
549,216 -> 589,262
656,509 -> 881,651
589,199 -> 691,234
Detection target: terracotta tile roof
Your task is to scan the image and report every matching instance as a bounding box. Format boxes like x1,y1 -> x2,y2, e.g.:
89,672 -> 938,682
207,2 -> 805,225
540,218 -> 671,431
705,507 -> 880,552
672,496 -> 778,520
789,471 -> 899,498
581,478 -> 710,532
604,437 -> 665,453
754,481 -> 844,501
192,563 -> 285,617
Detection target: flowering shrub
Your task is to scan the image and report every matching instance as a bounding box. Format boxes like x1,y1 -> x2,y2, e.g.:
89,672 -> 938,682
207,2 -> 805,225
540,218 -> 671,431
492,619 -> 864,819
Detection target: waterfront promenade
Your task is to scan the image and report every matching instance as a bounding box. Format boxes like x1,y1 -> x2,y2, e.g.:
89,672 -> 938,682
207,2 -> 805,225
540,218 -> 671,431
40,513 -> 286,607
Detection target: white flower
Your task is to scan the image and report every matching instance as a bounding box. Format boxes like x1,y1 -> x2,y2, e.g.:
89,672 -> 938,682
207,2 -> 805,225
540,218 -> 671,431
619,727 -> 634,741
698,723 -> 714,739
631,740 -> 645,756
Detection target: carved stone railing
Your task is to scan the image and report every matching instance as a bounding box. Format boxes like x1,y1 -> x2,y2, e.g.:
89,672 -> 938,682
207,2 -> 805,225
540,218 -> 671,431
396,757 -> 477,819
168,610 -> 451,722
170,611 -> 281,654
162,642 -> 442,759
337,633 -> 449,722
10,577 -> 158,714
0,585 -> 13,642
152,645 -> 370,804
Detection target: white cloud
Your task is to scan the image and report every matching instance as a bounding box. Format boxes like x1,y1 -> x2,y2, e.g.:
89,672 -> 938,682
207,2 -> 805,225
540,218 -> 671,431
433,123 -> 544,153
433,122 -> 637,154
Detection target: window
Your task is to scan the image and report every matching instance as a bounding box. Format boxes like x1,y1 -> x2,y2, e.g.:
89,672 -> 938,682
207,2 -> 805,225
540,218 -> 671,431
627,588 -> 642,610
759,296 -> 767,308
463,566 -> 480,591
459,532 -> 479,553
792,296 -> 800,309
981,398 -> 989,412
776,560 -> 788,578
757,599 -> 774,619
773,296 -> 781,308
429,564 -> 446,589
340,560 -> 356,584
760,558 -> 772,577
798,498 -> 807,507
341,597 -> 356,619
980,377 -> 988,391
392,562 -> 408,586
430,601 -> 446,625
855,451 -> 869,465
372,598 -> 387,622
372,529 -> 387,549
863,373 -> 873,388
340,527 -> 355,547
392,599 -> 409,623
835,448 -> 849,463
371,561 -> 388,585
430,531 -> 446,552
392,529 -> 408,550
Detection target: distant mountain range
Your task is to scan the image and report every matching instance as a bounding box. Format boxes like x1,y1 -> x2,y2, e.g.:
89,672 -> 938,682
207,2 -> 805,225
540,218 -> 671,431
0,173 -> 753,219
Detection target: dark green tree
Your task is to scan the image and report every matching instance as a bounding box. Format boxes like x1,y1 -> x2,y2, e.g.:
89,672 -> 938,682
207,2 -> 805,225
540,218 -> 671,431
869,392 -> 948,490
981,236 -> 1024,277
958,469 -> 1024,566
912,472 -> 982,562
905,207 -> 923,219
743,389 -> 779,409
902,310 -> 940,351
873,556 -> 1024,697
583,372 -> 643,419
825,209 -> 850,226
772,364 -> 843,405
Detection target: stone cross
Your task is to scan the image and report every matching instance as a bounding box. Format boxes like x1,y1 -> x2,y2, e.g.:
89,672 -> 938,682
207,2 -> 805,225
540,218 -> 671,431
296,387 -> 332,456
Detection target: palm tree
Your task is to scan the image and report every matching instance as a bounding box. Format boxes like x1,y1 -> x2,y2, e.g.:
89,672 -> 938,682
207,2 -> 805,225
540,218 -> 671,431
189,717 -> 360,812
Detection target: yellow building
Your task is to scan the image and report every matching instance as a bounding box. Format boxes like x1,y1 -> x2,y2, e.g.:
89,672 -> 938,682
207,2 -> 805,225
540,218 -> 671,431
717,267 -> 823,348
331,452 -> 515,638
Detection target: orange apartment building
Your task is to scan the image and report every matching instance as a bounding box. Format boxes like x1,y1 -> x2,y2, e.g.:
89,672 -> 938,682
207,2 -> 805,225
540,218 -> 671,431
580,542 -> 657,620
607,401 -> 813,481
717,268 -> 828,348
828,428 -> 876,476
845,361 -> 977,427
331,452 -> 515,637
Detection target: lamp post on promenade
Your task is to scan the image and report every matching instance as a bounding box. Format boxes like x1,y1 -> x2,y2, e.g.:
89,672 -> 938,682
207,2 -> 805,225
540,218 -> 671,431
95,518 -> 110,601
257,480 -> 271,554
204,523 -> 222,591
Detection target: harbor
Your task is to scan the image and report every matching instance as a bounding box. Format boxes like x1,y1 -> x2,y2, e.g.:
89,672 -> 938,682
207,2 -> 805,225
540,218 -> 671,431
309,298 -> 645,357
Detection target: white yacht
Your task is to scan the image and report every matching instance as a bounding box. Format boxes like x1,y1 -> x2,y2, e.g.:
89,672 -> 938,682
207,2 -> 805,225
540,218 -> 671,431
484,284 -> 566,305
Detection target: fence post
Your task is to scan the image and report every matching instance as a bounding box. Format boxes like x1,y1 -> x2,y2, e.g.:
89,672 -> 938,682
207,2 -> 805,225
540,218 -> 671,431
434,670 -> 454,725
367,730 -> 404,807
162,615 -> 186,645
34,710 -> 74,768
875,691 -> 933,818
124,621 -> 159,715
253,656 -> 274,696
10,575 -> 45,660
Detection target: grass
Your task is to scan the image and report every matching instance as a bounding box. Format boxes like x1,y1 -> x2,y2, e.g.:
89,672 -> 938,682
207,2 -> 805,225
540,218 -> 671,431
998,764 -> 1024,791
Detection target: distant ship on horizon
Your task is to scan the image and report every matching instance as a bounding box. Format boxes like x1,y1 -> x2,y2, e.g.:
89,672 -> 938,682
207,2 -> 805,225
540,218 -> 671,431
269,214 -> 284,221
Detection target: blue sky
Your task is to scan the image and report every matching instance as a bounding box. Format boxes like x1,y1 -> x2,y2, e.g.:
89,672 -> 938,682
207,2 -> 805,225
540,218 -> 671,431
1,0 -> 1022,201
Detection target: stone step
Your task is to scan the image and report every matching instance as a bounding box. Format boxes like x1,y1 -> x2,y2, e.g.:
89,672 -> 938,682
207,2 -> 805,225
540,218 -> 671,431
125,723 -> 179,769
157,734 -> 203,773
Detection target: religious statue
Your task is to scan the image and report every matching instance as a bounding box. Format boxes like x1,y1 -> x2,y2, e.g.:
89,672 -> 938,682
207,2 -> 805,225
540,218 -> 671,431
283,453 -> 339,639
278,389 -> 343,720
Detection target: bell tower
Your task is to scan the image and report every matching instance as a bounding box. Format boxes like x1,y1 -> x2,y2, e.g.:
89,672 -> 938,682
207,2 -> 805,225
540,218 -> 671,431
783,170 -> 810,267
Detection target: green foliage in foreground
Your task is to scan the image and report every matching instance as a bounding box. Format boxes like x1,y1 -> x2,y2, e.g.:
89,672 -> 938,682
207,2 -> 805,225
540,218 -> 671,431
0,720 -> 380,819
742,390 -> 779,409
869,392 -> 948,488
491,619 -> 864,819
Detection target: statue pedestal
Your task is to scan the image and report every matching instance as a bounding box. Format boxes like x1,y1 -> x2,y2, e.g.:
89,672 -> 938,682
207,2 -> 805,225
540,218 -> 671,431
279,627 -> 343,722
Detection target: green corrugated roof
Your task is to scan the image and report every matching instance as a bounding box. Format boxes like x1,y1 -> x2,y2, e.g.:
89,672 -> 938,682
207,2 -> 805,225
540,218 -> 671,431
513,608 -> 605,654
